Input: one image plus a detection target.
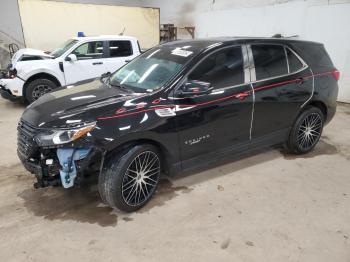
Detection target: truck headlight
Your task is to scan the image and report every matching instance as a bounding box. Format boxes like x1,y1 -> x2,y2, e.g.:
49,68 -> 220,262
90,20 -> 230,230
35,123 -> 96,146
7,68 -> 17,79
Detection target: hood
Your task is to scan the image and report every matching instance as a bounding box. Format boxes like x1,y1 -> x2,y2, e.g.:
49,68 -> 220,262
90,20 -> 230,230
11,48 -> 53,66
21,79 -> 144,128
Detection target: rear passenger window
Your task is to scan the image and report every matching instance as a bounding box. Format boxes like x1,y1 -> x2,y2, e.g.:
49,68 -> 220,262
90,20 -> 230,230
286,48 -> 303,73
109,41 -> 133,57
252,45 -> 288,80
188,46 -> 244,89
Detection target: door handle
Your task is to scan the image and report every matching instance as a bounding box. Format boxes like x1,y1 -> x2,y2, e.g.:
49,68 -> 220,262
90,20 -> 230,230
92,62 -> 103,65
125,60 -> 131,63
235,92 -> 250,100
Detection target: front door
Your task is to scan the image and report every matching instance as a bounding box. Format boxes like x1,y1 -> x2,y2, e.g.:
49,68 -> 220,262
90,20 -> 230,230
173,45 -> 254,163
248,44 -> 313,140
63,41 -> 108,85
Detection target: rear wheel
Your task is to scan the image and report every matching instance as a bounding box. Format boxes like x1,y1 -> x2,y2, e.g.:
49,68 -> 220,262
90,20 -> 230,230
25,78 -> 57,103
286,107 -> 324,154
98,144 -> 161,212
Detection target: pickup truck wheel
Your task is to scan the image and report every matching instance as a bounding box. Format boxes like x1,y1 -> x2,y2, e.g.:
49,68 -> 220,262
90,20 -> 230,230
26,78 -> 57,103
286,106 -> 324,154
98,144 -> 161,212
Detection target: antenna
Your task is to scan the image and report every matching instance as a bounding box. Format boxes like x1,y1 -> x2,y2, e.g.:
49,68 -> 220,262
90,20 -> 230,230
119,28 -> 126,36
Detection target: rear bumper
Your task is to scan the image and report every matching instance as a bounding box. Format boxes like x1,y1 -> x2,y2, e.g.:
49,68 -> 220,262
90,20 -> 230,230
325,104 -> 337,126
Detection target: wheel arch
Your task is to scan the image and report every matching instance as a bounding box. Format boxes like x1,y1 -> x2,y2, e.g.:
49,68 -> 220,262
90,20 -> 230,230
23,72 -> 62,97
105,138 -> 175,175
307,100 -> 328,121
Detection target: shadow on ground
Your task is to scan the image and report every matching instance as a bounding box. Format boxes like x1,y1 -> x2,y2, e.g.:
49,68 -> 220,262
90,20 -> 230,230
280,139 -> 338,160
15,136 -> 346,227
17,177 -> 191,227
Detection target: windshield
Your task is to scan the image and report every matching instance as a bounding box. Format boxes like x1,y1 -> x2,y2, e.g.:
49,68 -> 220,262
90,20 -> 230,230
109,45 -> 197,92
50,39 -> 78,58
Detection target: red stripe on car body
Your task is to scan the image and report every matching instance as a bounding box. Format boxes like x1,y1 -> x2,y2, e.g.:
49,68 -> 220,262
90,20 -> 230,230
97,71 -> 334,121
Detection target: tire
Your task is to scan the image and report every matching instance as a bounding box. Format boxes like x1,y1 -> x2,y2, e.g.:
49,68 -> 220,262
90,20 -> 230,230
98,144 -> 161,212
286,106 -> 324,154
25,78 -> 57,103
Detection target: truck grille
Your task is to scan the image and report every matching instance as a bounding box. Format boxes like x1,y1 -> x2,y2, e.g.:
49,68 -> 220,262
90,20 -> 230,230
17,121 -> 39,159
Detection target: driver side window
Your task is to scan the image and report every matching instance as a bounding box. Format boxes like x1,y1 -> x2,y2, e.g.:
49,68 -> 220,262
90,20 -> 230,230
72,41 -> 104,60
188,46 -> 244,89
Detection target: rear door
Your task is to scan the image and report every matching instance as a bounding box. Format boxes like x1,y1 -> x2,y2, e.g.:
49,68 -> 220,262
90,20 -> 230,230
173,45 -> 254,162
63,41 -> 108,84
104,40 -> 135,73
248,44 -> 313,140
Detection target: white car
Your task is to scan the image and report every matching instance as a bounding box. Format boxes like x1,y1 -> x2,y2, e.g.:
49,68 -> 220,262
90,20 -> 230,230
0,35 -> 141,103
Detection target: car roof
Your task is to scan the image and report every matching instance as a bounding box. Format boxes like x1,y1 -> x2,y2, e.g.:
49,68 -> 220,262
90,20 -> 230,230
161,37 -> 322,52
72,35 -> 137,41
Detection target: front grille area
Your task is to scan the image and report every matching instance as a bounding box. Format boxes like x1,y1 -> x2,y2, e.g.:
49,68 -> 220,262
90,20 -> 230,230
17,120 -> 39,159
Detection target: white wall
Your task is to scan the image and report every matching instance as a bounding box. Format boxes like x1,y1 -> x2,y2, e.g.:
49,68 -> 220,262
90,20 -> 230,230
0,0 -> 145,46
18,0 -> 159,50
143,0 -> 350,103
1,0 -> 349,101
0,0 -> 25,46
0,0 -> 146,68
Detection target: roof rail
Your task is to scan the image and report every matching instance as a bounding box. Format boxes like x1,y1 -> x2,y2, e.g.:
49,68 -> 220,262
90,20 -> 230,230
271,34 -> 299,38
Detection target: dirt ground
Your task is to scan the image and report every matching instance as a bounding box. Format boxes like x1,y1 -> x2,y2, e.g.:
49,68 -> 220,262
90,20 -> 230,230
0,99 -> 349,262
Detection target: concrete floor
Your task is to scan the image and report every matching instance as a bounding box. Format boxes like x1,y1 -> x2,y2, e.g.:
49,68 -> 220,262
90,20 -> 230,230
0,99 -> 349,262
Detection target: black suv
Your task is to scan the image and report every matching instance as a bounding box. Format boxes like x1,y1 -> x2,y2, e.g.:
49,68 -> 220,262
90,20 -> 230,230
18,38 -> 339,211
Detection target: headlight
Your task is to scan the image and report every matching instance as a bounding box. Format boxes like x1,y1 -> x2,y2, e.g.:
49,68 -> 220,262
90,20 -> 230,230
35,123 -> 96,146
7,68 -> 17,79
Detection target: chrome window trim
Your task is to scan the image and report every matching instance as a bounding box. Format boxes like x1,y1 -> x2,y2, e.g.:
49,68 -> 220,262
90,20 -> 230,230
285,46 -> 308,69
300,67 -> 315,108
168,81 -> 248,100
284,46 -> 290,74
169,43 -> 310,101
242,45 -> 251,83
247,43 -> 309,85
246,45 -> 256,82
249,83 -> 255,140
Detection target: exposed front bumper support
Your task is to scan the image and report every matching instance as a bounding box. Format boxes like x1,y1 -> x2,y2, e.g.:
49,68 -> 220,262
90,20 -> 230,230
57,148 -> 91,188
18,146 -> 101,189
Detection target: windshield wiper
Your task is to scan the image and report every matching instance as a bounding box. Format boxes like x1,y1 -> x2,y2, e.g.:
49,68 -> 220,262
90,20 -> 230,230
108,79 -> 132,93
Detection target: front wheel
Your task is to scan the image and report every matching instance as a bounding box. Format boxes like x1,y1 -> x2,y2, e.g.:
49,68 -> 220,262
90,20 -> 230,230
98,144 -> 161,212
25,78 -> 57,103
286,106 -> 324,154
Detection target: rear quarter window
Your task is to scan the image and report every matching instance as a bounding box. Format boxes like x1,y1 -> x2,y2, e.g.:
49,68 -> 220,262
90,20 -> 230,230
292,43 -> 334,72
286,48 -> 304,73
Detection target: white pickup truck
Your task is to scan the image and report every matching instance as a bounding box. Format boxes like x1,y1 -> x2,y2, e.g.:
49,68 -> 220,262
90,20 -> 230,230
0,35 -> 141,103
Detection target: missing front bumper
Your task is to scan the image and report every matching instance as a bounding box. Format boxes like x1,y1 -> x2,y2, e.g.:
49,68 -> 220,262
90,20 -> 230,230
18,147 -> 102,189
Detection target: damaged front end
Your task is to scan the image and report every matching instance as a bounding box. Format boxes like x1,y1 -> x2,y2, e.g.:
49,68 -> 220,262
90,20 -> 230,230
17,121 -> 103,189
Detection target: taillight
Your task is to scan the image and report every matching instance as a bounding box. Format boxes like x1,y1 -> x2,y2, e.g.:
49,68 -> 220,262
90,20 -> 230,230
332,69 -> 340,81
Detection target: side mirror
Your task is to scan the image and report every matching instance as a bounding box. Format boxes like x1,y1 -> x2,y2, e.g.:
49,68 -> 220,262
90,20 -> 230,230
65,54 -> 77,62
100,71 -> 112,83
175,80 -> 213,98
